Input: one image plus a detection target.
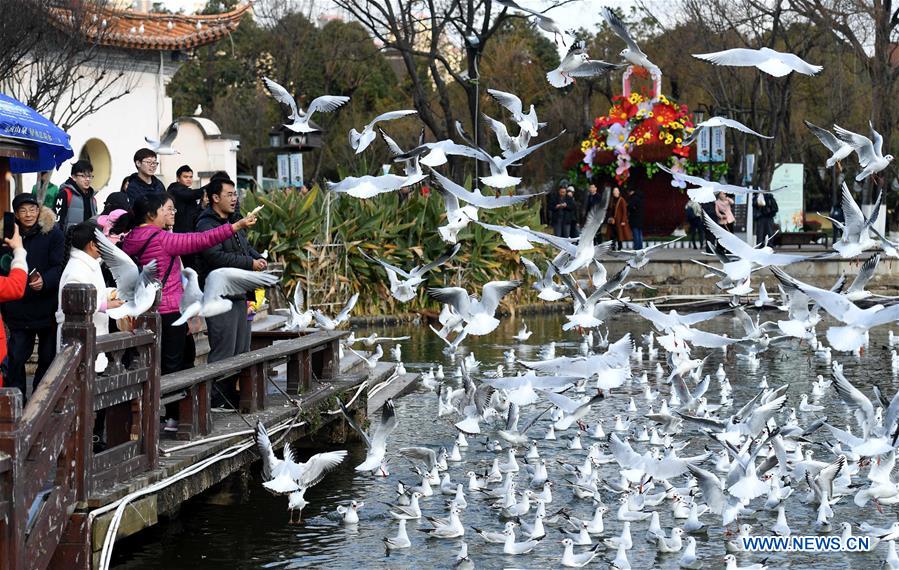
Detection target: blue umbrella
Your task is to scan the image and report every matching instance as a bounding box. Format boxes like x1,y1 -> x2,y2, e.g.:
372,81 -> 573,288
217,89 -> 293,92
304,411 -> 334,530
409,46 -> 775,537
0,93 -> 73,173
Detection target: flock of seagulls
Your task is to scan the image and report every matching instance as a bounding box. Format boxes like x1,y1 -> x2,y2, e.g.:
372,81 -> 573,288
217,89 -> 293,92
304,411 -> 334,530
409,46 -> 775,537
222,5 -> 899,569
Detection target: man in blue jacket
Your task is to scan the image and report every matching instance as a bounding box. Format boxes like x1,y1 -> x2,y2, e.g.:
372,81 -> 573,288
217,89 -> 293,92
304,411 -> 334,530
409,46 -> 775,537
2,194 -> 64,400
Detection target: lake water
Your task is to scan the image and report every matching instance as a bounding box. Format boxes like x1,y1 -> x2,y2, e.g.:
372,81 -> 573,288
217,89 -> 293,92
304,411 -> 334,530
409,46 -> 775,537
112,311 -> 897,569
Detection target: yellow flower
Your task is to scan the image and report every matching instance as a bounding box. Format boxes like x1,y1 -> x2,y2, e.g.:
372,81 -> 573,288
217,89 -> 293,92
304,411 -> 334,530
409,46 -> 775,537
636,139 -> 644,146
675,137 -> 682,143
665,135 -> 674,144
628,136 -> 636,142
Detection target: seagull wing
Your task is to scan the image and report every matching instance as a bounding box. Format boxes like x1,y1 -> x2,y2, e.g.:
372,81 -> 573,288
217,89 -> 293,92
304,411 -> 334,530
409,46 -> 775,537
295,450 -> 348,487
306,95 -> 351,118
537,389 -> 582,414
712,117 -> 772,139
486,88 -> 523,117
480,280 -> 522,314
337,397 -> 372,448
831,366 -> 875,425
262,76 -> 300,121
399,446 -> 438,470
367,109 -> 417,129
415,243 -> 461,276
601,6 -> 643,54
428,287 -> 472,316
703,213 -> 755,259
871,121 -> 885,157
774,50 -> 823,75
254,420 -> 279,480
520,256 -> 543,280
496,130 -> 565,169
178,267 -> 203,310
482,113 -> 513,151
94,229 -> 149,300
568,59 -> 623,77
846,254 -> 879,294
160,122 -> 179,146
203,268 -> 279,303
357,249 -> 414,279
371,399 -> 398,449
833,125 -> 875,167
335,293 -> 360,322
693,48 -> 767,67
804,120 -> 843,154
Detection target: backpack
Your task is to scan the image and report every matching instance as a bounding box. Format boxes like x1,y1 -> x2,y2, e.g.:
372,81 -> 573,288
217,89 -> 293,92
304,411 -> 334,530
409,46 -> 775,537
129,232 -> 175,287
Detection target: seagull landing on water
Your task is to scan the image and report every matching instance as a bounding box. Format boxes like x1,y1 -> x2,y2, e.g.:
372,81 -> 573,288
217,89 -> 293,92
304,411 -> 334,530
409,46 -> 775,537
173,267 -> 279,326
254,420 -> 347,523
693,46 -> 822,77
94,229 -> 159,320
338,398 -> 397,476
262,76 -> 350,133
145,121 -> 180,155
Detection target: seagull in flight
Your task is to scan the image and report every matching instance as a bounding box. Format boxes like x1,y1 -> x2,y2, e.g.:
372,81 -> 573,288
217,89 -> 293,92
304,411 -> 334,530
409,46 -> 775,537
824,183 -> 882,258
833,121 -> 895,181
262,76 -> 350,133
601,7 -> 660,74
145,121 -> 180,155
486,88 -> 540,137
684,116 -> 771,146
702,212 -> 807,281
338,399 -> 397,475
313,293 -> 359,330
359,244 -> 460,303
349,109 -> 417,154
173,267 -> 279,326
546,41 -> 622,88
428,167 -> 544,210
94,229 -> 159,320
428,280 -> 521,336
495,0 -> 568,46
326,174 -> 409,198
804,120 -> 854,168
656,163 -> 777,203
693,47 -> 822,76
283,281 -> 314,331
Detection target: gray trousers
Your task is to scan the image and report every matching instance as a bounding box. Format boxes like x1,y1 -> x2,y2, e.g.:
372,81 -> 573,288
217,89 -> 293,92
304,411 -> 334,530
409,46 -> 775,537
206,300 -> 250,364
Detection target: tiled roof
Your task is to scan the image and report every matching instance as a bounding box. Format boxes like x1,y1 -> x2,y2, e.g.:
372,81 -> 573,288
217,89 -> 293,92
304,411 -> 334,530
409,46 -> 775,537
48,2 -> 252,51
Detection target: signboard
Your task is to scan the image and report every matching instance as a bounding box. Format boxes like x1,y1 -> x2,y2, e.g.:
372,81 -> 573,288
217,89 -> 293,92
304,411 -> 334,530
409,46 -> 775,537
711,126 -> 725,162
770,163 -> 804,232
743,153 -> 755,185
277,154 -> 289,188
289,153 -> 304,186
697,126 -> 711,163
733,193 -> 747,233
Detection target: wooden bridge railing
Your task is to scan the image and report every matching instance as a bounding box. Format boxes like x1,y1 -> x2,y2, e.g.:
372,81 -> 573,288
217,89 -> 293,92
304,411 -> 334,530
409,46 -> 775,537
0,283 -> 348,569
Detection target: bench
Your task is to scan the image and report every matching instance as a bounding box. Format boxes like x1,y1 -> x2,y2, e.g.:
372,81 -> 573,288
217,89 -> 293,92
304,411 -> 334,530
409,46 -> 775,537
773,231 -> 828,249
159,330 -> 347,440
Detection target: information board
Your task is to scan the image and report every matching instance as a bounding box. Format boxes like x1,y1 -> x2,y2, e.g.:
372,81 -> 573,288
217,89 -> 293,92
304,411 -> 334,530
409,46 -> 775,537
770,163 -> 804,232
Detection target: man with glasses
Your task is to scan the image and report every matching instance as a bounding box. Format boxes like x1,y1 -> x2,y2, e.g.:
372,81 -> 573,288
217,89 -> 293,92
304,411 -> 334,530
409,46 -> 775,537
54,160 -> 98,229
2,193 -> 64,400
196,177 -> 266,407
125,148 -> 166,206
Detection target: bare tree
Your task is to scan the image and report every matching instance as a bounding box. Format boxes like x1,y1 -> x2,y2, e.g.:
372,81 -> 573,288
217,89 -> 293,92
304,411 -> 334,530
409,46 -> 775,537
1,1 -> 136,130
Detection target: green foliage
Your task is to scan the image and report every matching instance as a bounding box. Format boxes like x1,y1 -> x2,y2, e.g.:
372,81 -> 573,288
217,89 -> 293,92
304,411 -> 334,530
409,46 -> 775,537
242,187 -> 545,316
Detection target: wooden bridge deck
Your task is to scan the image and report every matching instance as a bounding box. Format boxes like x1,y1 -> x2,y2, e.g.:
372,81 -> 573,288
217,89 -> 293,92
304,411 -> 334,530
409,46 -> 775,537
0,284 -> 406,570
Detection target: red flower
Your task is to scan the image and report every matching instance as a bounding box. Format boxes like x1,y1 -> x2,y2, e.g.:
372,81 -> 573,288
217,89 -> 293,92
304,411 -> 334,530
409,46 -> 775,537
420,185 -> 430,197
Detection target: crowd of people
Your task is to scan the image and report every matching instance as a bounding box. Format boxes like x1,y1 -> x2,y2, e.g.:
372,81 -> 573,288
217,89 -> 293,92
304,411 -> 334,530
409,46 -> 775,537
3,147 -> 269,441
545,181 -> 780,254
545,182 -> 645,250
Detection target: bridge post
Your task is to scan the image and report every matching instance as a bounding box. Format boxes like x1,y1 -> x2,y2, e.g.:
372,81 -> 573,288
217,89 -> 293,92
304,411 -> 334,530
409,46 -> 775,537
132,292 -> 161,469
0,389 -> 24,570
60,284 -> 97,501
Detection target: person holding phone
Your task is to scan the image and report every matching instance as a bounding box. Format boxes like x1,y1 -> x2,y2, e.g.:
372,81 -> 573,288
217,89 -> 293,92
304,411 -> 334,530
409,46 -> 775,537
0,194 -> 64,399
0,223 -> 29,388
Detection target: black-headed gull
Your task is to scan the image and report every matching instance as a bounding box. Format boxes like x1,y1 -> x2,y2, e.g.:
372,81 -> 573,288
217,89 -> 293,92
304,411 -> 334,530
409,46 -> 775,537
495,0 -> 567,45
262,76 -> 350,133
94,229 -> 159,320
145,121 -> 180,155
337,398 -> 397,474
546,41 -> 622,88
349,109 -> 417,154
359,244 -> 459,303
805,120 -> 854,168
428,280 -> 521,336
601,6 -> 660,74
833,121 -> 894,180
173,267 -> 278,326
312,292 -> 359,330
326,173 -> 409,198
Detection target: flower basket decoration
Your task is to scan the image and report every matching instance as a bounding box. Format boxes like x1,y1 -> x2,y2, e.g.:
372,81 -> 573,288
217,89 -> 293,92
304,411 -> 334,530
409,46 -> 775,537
576,66 -> 699,188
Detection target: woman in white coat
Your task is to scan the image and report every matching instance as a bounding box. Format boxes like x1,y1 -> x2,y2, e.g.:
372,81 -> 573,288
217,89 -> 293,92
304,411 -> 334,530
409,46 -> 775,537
56,220 -> 123,372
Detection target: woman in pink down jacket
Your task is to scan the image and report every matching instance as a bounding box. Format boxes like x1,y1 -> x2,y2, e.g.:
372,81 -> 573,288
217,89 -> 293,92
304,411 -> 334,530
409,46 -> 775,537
121,192 -> 257,432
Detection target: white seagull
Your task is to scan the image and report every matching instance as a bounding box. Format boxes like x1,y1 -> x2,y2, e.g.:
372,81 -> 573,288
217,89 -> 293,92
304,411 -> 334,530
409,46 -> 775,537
313,293 -> 359,330
546,41 -> 622,88
804,120 -> 854,168
145,121 -> 180,155
94,229 -> 160,320
173,267 -> 279,326
428,280 -> 521,336
833,121 -> 895,181
326,174 -> 409,198
601,7 -> 660,74
349,109 -> 417,154
684,116 -> 771,145
338,398 -> 397,474
693,47 -> 822,76
359,244 -> 459,303
262,76 -> 350,133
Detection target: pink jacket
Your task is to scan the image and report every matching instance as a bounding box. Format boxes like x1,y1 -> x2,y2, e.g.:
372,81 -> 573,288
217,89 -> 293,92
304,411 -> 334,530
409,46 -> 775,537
121,224 -> 234,314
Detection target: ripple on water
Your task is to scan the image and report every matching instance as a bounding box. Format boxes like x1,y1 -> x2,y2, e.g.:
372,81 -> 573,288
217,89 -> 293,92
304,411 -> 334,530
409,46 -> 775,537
112,312 -> 898,570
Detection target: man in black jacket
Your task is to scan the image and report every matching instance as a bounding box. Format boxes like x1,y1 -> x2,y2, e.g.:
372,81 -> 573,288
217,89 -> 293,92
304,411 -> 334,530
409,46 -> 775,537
196,178 -> 266,406
2,194 -> 64,400
168,165 -> 206,234
548,185 -> 575,237
124,148 -> 166,206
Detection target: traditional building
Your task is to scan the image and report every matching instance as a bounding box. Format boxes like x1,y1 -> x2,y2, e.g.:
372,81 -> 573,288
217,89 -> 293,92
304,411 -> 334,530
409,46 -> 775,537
24,2 -> 251,203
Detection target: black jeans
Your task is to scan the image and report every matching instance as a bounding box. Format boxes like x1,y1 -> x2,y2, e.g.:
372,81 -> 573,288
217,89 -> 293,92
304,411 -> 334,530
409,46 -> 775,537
6,326 -> 56,400
207,301 -> 251,408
